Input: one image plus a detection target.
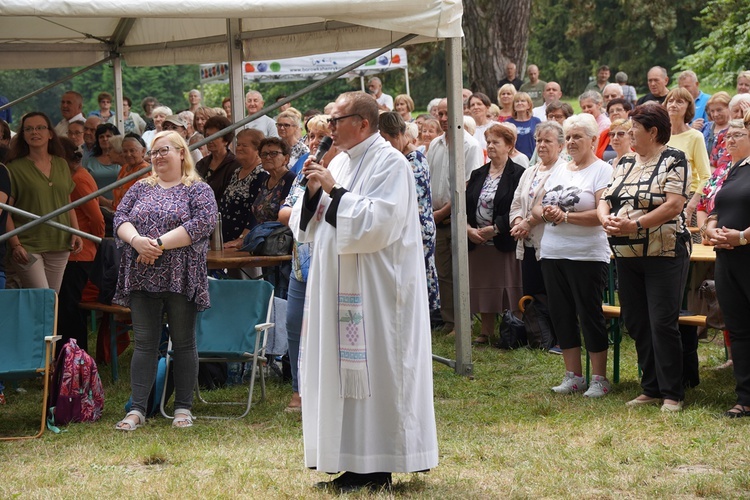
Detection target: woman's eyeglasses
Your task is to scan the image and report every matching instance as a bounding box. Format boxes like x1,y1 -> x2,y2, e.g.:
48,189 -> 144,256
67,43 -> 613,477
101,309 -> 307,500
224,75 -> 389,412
147,146 -> 180,158
259,151 -> 284,159
608,131 -> 627,138
23,125 -> 48,133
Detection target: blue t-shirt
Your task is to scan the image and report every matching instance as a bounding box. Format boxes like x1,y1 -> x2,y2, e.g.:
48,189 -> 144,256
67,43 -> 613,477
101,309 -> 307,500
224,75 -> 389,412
507,116 -> 541,158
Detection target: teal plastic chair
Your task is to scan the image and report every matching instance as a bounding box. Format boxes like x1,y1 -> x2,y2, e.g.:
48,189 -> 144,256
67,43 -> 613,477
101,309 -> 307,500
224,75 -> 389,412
160,279 -> 274,419
0,289 -> 61,440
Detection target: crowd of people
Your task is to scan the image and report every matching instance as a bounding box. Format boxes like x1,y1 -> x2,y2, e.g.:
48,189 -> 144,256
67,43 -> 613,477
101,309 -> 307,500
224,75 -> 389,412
1,64 -> 750,487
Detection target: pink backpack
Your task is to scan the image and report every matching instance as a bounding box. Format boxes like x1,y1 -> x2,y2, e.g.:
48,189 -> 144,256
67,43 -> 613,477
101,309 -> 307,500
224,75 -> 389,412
48,339 -> 105,425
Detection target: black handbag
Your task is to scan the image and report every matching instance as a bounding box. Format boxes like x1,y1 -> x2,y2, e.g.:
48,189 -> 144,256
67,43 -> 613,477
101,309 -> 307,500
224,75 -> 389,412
521,295 -> 556,350
496,310 -> 527,349
699,280 -> 725,330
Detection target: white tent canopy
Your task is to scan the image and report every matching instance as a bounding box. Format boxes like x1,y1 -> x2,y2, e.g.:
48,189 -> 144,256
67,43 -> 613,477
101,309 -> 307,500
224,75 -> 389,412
0,0 -> 474,377
0,1 -> 461,69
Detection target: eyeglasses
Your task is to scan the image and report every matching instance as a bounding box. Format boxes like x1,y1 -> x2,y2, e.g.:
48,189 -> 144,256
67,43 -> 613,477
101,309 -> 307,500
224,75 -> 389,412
327,113 -> 363,127
147,146 -> 180,158
726,132 -> 749,141
23,125 -> 48,133
68,130 -> 84,136
259,151 -> 284,159
608,131 -> 627,138
276,123 -> 296,129
546,114 -> 566,120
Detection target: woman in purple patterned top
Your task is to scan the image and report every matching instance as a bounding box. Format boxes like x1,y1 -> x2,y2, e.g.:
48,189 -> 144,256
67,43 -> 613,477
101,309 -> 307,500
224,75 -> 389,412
113,131 -> 217,431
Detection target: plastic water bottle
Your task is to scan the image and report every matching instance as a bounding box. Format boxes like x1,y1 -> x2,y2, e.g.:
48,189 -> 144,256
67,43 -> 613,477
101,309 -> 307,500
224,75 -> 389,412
211,212 -> 223,250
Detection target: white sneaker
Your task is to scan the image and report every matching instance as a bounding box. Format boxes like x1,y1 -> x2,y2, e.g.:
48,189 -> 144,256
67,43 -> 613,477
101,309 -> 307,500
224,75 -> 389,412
583,375 -> 611,398
552,371 -> 588,394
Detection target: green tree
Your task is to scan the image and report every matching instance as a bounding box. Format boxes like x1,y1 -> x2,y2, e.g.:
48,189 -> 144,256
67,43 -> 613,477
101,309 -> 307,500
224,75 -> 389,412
675,0 -> 750,87
528,0 -> 708,96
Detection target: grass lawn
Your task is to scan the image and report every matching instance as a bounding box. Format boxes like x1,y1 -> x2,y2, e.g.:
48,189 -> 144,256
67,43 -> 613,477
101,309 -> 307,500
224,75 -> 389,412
1,327 -> 747,498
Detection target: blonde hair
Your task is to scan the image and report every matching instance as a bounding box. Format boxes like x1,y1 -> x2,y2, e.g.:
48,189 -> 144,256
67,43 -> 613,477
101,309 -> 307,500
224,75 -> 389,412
394,94 -> 415,113
463,115 -> 476,136
497,84 -> 517,111
609,118 -> 632,132
144,131 -> 203,187
306,114 -> 330,134
511,92 -> 534,119
488,103 -> 501,120
277,109 -> 302,126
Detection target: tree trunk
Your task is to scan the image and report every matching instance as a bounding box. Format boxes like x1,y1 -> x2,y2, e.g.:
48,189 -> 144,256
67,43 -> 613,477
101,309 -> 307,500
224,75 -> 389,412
462,0 -> 532,101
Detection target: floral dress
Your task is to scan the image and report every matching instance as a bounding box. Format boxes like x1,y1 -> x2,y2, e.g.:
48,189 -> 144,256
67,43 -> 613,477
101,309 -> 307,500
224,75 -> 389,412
218,164 -> 265,242
406,150 -> 440,311
251,170 -> 296,225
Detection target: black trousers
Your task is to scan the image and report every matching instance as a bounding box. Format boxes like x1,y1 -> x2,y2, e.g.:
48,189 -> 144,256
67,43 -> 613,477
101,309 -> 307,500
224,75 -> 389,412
615,241 -> 690,401
715,249 -> 750,406
541,259 -> 608,353
57,261 -> 93,353
522,245 -> 545,297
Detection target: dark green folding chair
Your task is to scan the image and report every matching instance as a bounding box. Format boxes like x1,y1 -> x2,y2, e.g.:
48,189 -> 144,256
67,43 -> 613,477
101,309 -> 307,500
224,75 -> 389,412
160,279 -> 274,419
0,289 -> 61,440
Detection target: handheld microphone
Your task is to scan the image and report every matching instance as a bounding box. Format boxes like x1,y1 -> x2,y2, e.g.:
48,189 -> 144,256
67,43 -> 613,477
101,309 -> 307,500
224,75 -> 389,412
300,136 -> 333,186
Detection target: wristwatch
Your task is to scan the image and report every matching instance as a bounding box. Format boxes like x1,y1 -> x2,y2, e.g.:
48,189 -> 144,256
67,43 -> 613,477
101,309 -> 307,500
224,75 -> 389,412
329,183 -> 343,195
636,219 -> 643,231
157,237 -> 165,250
740,230 -> 748,246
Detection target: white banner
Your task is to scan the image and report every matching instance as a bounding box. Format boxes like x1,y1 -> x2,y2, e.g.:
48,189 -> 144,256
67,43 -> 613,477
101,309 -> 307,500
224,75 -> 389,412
200,48 -> 407,84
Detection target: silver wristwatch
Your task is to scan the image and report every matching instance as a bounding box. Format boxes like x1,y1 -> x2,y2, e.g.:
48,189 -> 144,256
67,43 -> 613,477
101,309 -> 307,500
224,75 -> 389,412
740,230 -> 748,246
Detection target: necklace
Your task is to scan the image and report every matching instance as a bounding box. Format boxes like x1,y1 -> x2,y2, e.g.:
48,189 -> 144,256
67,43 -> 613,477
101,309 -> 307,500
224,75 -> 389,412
637,145 -> 666,166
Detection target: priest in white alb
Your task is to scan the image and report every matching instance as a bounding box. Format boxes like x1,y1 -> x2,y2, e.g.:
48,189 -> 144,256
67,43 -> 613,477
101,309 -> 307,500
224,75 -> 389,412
290,91 -> 439,492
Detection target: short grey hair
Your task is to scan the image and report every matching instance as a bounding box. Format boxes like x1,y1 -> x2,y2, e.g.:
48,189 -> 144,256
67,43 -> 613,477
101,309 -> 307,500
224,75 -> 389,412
678,70 -> 699,83
151,105 -> 173,117
563,113 -> 599,140
728,118 -> 746,129
603,83 -> 623,97
579,90 -> 603,105
729,93 -> 750,111
535,120 -> 565,146
615,71 -> 628,84
650,66 -> 669,79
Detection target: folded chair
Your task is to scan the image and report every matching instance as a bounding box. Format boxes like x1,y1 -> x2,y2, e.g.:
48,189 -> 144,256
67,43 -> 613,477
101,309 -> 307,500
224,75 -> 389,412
161,279 -> 274,419
0,289 -> 61,440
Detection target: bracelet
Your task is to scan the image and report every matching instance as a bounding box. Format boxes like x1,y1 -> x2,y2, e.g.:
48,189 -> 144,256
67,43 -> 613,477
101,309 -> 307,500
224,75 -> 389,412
564,212 -> 569,224
11,242 -> 22,250
541,213 -> 549,223
129,234 -> 139,246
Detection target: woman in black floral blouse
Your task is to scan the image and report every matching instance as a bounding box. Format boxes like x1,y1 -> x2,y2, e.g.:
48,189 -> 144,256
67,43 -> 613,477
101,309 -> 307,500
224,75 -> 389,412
598,104 -> 690,412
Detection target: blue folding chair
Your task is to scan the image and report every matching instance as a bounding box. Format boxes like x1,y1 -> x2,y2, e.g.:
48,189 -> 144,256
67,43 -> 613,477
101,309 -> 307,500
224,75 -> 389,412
160,279 -> 274,419
0,289 -> 61,440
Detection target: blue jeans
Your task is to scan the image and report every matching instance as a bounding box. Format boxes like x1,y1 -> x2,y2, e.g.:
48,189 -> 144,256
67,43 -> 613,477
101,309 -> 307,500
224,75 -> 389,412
285,276 -> 306,393
129,291 -> 198,414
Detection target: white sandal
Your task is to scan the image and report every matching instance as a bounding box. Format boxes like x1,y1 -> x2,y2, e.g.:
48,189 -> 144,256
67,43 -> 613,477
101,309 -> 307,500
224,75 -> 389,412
173,409 -> 193,428
116,410 -> 145,431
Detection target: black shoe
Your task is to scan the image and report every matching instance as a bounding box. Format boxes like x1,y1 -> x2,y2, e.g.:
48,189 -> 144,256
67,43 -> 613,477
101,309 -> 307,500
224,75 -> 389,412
315,471 -> 392,492
723,404 -> 750,419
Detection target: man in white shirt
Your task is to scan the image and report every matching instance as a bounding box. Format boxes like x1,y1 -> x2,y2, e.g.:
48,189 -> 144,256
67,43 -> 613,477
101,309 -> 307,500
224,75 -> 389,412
427,98 -> 484,335
242,90 -> 279,138
55,91 -> 86,137
291,91 -> 438,492
532,82 -> 563,121
367,77 -> 394,111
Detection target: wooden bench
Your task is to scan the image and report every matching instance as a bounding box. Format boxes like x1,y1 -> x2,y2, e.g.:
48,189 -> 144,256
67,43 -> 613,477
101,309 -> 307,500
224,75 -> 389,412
593,305 -> 707,384
601,304 -> 707,327
79,302 -> 132,382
